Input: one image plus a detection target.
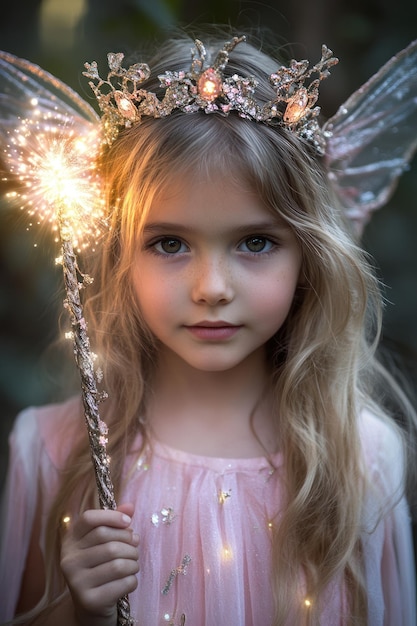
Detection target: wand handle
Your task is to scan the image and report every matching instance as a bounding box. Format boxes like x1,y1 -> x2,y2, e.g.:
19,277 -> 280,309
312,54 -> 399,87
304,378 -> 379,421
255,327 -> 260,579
61,236 -> 133,626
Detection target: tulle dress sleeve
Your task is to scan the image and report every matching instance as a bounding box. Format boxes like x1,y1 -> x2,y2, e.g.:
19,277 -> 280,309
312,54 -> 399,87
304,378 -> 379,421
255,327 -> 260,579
0,398 -> 83,622
360,410 -> 416,626
0,407 -> 43,621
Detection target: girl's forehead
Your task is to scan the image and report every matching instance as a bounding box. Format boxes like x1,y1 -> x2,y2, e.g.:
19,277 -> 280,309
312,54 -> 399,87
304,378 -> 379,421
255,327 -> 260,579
145,172 -> 290,229
152,170 -> 248,205
151,166 -> 259,207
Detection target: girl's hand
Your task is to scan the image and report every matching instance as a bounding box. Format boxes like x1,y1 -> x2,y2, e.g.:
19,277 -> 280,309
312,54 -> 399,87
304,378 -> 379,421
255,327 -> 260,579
60,502 -> 139,626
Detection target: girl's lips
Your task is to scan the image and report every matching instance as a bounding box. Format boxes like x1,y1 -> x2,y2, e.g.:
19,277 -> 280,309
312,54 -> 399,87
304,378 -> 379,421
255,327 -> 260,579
185,323 -> 242,340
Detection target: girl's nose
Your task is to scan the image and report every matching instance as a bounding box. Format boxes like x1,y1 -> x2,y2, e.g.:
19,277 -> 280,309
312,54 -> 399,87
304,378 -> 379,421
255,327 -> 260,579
190,256 -> 234,306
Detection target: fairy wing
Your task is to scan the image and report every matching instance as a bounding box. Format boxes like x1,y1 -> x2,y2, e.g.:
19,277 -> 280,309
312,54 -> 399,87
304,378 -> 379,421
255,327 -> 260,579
0,50 -> 99,139
323,39 -> 417,235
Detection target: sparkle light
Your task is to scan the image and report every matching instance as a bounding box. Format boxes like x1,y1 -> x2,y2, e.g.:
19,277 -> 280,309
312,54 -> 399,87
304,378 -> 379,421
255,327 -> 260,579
61,514 -> 71,530
222,546 -> 233,561
4,106 -> 106,251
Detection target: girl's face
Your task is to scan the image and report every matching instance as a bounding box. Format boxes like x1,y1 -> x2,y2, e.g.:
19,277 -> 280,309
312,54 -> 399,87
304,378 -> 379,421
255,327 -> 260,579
132,173 -> 302,373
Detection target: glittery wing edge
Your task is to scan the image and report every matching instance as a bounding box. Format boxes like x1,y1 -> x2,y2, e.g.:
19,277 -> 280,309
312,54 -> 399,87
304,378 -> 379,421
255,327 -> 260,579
323,39 -> 417,235
0,50 -> 100,142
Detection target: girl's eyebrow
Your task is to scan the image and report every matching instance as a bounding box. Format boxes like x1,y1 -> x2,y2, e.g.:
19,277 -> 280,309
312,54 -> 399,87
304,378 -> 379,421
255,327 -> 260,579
142,220 -> 291,234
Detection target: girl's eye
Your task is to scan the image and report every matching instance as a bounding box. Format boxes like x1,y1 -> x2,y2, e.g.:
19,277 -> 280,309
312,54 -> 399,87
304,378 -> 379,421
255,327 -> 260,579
153,237 -> 187,254
239,236 -> 274,253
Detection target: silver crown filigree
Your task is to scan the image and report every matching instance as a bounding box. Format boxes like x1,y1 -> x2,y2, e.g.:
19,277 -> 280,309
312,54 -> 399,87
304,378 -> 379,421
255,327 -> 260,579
83,36 -> 338,155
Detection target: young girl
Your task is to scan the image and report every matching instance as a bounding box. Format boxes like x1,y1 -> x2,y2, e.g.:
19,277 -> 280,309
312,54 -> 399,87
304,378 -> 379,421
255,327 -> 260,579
0,31 -> 416,626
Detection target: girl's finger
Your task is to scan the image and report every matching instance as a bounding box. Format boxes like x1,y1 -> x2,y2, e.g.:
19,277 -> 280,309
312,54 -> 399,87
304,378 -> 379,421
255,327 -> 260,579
72,573 -> 139,616
65,540 -> 139,570
77,525 -> 139,550
116,502 -> 135,518
83,554 -> 140,588
72,508 -> 133,541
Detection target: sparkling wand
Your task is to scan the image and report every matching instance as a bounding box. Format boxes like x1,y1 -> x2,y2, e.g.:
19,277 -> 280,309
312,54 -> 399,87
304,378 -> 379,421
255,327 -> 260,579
1,78 -> 133,625
59,219 -> 134,626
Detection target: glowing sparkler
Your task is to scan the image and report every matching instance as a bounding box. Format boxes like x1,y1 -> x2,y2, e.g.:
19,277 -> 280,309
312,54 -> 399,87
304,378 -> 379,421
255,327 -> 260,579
0,51 -> 133,626
5,106 -> 105,246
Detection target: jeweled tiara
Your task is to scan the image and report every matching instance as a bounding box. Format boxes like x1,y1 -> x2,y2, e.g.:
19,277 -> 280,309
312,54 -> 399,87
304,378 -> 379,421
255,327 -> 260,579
83,36 -> 338,154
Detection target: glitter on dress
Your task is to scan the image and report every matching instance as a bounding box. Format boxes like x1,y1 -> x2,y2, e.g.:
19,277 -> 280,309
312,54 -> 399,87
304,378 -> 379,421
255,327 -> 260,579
162,555 -> 192,595
151,507 -> 176,526
217,489 -> 232,504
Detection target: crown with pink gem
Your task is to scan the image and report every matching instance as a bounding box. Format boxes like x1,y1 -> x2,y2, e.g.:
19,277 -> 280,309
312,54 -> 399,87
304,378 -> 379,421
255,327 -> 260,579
83,36 -> 338,155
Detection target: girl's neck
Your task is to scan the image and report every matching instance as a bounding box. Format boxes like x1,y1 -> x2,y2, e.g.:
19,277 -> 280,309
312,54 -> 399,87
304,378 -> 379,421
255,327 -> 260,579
146,348 -> 277,458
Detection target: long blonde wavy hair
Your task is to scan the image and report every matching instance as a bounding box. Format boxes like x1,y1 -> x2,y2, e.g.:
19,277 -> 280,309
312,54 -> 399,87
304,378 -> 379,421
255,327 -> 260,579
26,31 -> 415,626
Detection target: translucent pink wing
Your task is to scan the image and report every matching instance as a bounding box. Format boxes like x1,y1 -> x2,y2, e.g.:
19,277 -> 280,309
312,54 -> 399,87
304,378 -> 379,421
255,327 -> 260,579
323,40 -> 417,235
0,50 -> 99,142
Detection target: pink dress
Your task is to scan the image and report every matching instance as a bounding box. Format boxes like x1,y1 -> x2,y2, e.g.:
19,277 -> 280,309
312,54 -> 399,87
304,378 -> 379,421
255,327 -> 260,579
0,397 -> 415,625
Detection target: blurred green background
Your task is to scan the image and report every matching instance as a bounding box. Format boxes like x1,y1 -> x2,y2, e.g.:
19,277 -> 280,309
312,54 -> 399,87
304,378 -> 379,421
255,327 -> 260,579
0,0 -> 416,491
